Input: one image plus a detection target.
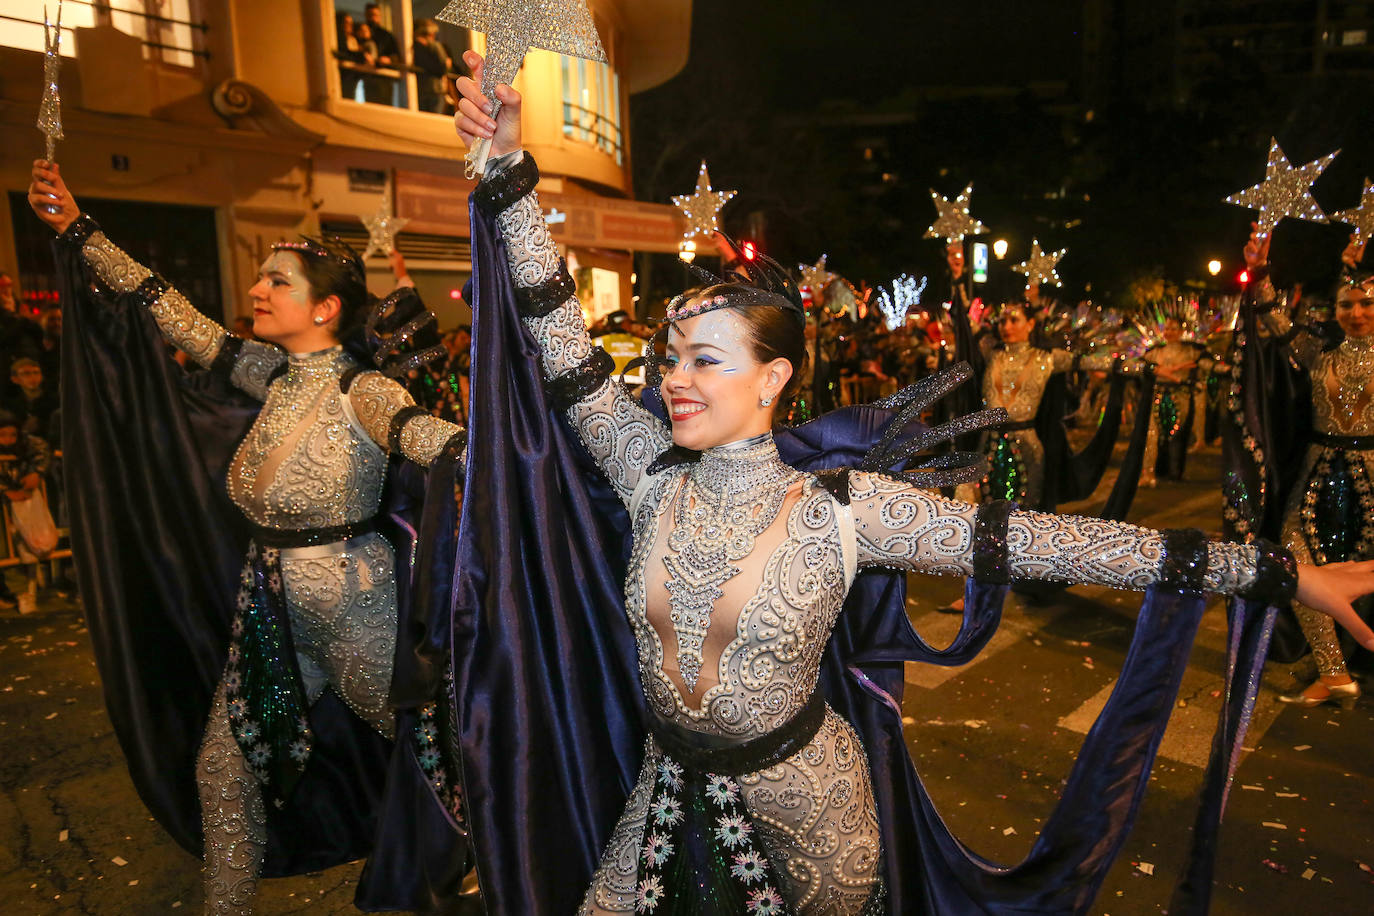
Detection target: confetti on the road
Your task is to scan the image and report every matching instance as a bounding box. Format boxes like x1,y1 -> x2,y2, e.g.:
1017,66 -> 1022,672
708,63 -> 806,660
1003,827 -> 1017,835
45,712 -> 58,720
1293,745 -> 1312,752
1137,862 -> 1155,876
1301,868 -> 1316,880
1241,784 -> 1264,791
128,879 -> 139,886
1262,859 -> 1289,873
58,829 -> 67,842
1262,822 -> 1288,830
1275,792 -> 1299,798
111,856 -> 128,866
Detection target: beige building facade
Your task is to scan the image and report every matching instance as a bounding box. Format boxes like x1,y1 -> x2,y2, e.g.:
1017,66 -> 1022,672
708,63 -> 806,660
0,0 -> 690,328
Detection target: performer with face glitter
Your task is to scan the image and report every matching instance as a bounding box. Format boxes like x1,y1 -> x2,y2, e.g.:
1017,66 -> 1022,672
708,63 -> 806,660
453,56 -> 1374,915
1243,227 -> 1374,709
28,160 -> 469,914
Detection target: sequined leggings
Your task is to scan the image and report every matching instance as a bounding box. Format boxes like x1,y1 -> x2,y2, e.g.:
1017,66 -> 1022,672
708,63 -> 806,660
1284,521 -> 1351,680
196,534 -> 399,914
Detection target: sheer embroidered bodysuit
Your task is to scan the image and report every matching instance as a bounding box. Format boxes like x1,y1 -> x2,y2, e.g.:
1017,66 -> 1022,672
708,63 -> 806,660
487,159 -> 1265,915
75,223 -> 462,915
1265,315 -> 1374,679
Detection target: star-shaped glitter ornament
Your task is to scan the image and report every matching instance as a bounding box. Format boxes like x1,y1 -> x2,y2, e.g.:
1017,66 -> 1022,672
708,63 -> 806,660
924,184 -> 988,244
797,255 -> 837,297
1331,177 -> 1374,245
1011,239 -> 1066,288
437,0 -> 605,177
671,161 -> 737,240
361,186 -> 409,261
1224,137 -> 1338,238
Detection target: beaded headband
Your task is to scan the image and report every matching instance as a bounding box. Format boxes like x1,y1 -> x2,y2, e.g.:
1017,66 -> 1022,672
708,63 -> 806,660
270,236 -> 366,288
662,234 -> 806,327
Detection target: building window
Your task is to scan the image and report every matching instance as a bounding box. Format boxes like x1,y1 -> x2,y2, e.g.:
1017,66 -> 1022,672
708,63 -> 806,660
559,19 -> 622,165
330,0 -> 471,113
0,0 -> 202,68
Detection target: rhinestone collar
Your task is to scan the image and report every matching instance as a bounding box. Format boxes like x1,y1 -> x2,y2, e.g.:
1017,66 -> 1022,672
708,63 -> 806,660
288,344 -> 344,365
690,433 -> 791,500
1342,332 -> 1374,352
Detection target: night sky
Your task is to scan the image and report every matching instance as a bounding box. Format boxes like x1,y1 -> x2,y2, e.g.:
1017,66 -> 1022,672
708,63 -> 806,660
630,1 -> 1373,308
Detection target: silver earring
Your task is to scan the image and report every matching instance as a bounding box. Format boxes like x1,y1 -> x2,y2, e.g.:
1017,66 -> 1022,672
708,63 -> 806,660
760,395 -> 773,407
313,316 -> 325,325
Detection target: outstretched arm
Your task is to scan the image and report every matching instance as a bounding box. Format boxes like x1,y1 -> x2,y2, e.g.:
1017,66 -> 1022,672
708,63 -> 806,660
456,52 -> 670,507
28,160 -> 285,400
847,468 -> 1374,648
348,371 -> 465,469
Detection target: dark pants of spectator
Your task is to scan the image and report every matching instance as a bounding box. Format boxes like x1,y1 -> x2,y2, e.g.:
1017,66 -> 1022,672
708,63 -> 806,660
341,69 -> 363,101
363,76 -> 394,106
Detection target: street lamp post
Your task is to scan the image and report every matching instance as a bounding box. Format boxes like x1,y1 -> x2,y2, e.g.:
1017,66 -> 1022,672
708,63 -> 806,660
1207,259 -> 1222,277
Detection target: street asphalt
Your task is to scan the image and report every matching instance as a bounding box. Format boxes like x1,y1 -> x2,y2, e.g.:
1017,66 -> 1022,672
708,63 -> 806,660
1,446 -> 1370,914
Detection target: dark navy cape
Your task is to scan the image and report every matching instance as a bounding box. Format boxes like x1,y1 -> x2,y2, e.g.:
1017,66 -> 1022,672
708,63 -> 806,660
456,200 -> 1279,914
52,235 -> 466,912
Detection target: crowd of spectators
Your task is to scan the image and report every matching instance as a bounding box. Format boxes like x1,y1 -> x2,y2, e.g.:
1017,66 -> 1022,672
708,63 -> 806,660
334,4 -> 466,113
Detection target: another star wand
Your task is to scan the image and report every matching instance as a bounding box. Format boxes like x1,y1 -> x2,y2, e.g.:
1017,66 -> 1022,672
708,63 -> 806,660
437,0 -> 605,179
38,1 -> 64,164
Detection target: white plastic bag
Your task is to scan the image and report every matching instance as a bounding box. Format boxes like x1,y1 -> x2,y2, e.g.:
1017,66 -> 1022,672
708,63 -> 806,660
10,491 -> 58,558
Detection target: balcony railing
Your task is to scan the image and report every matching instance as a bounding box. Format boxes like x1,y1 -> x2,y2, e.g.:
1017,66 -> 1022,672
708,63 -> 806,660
562,101 -> 623,164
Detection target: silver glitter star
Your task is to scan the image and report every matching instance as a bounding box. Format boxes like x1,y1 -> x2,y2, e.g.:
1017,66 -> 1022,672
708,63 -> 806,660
797,255 -> 837,297
361,186 -> 409,260
1011,239 -> 1066,288
37,1 -> 64,162
437,0 -> 605,177
1331,177 -> 1374,245
671,161 -> 737,240
1224,137 -> 1338,238
923,184 -> 987,243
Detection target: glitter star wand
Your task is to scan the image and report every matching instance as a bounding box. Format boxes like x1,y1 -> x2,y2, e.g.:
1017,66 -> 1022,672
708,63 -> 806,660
38,0 -> 64,164
437,0 -> 605,179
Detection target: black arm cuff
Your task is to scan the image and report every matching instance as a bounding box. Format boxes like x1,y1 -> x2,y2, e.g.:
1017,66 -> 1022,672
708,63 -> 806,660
59,213 -> 100,248
131,274 -> 171,310
547,347 -> 614,411
973,500 -> 1015,585
440,430 -> 467,463
473,153 -> 540,216
517,261 -> 577,319
1238,539 -> 1299,606
1159,528 -> 1209,592
387,405 -> 430,454
210,336 -> 245,377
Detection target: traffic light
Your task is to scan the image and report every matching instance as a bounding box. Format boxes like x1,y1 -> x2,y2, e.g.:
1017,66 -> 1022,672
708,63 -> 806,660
1238,269 -> 1250,285
741,240 -> 758,261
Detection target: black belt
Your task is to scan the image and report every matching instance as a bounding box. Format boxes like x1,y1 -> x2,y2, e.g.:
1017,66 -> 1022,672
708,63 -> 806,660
1313,432 -> 1374,451
1000,419 -> 1037,432
253,517 -> 378,549
648,691 -> 827,775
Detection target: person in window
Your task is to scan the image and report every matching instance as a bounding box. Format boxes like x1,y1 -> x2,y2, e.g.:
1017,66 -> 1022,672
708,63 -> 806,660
412,18 -> 454,114
362,3 -> 400,105
334,11 -> 366,102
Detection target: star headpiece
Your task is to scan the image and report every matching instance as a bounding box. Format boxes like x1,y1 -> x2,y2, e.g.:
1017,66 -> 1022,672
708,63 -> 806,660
671,161 -> 737,240
361,186 -> 409,261
797,255 -> 837,297
1224,137 -> 1338,238
924,184 -> 988,244
1332,177 -> 1374,246
1010,239 -> 1066,288
437,0 -> 605,176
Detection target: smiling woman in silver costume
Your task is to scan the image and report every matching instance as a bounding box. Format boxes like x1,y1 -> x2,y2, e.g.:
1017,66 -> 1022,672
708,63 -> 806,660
28,161 -> 466,915
454,55 -> 1374,915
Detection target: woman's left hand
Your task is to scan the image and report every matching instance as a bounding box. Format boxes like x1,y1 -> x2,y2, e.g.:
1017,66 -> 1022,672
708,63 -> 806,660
1295,561 -> 1374,650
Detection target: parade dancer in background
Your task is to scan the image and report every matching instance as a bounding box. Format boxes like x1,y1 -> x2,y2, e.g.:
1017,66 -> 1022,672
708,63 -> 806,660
28,161 -> 469,914
1242,226 -> 1374,708
452,55 -> 1374,916
1138,302 -> 1214,487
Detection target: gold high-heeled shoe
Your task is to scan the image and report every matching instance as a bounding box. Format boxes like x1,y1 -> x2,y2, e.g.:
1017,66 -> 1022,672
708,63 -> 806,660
1278,680 -> 1361,709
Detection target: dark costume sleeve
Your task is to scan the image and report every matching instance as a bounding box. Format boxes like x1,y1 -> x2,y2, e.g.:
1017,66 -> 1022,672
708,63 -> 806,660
53,232 -> 467,911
